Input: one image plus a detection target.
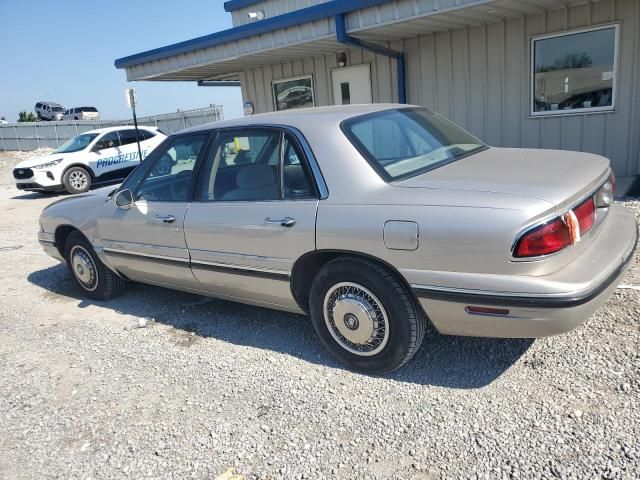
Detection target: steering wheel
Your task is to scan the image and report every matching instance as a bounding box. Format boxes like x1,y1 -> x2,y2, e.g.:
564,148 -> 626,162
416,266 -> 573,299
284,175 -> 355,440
170,169 -> 193,200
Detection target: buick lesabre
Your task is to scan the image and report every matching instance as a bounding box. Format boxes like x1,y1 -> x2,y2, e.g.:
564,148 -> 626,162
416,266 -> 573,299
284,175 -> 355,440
38,105 -> 638,373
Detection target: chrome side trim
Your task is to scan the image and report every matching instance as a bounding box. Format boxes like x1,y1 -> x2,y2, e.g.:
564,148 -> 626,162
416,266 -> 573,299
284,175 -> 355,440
103,247 -> 290,280
103,247 -> 189,263
190,259 -> 290,280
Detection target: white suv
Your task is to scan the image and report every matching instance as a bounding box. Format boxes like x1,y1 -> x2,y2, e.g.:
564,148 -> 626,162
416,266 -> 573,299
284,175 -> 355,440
63,106 -> 100,121
13,126 -> 166,194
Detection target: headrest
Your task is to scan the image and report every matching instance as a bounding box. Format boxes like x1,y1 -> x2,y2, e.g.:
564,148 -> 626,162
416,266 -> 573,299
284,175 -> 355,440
237,164 -> 276,189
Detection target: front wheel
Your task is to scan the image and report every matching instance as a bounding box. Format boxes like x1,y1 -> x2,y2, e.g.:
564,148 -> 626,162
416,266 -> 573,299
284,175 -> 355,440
62,166 -> 91,194
309,257 -> 427,374
64,231 -> 126,300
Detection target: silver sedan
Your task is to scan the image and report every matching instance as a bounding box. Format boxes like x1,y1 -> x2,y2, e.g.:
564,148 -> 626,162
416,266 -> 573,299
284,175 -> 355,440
38,104 -> 638,373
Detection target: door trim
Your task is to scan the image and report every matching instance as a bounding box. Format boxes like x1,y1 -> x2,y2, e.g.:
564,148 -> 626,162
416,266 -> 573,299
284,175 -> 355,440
104,247 -> 290,280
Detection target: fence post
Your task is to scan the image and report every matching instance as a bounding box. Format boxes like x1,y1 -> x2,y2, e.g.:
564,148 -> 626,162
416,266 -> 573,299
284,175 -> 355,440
34,122 -> 41,149
75,123 -> 78,136
54,123 -> 60,148
14,126 -> 21,151
154,115 -> 158,127
0,126 -> 5,152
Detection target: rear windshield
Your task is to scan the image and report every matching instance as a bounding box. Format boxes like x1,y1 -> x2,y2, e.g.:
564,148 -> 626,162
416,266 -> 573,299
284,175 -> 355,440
341,107 -> 486,181
81,107 -> 98,112
52,106 -> 64,112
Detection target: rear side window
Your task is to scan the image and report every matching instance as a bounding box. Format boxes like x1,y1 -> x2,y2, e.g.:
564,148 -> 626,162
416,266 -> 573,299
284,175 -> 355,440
342,108 -> 486,181
196,129 -> 316,202
119,129 -> 155,145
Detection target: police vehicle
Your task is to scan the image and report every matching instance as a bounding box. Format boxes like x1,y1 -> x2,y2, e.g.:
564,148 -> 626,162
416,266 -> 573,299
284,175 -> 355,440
13,126 -> 166,194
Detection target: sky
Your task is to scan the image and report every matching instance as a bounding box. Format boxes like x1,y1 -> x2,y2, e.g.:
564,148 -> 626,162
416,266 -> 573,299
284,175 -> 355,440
0,0 -> 243,122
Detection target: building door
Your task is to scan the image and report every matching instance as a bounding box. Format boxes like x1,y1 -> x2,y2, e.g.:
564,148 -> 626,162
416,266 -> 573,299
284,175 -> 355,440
331,64 -> 372,105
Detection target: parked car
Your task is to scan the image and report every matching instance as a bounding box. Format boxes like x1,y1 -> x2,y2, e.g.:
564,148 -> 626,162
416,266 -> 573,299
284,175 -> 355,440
36,105 -> 637,373
64,106 -> 100,121
35,101 -> 65,121
0,117 -> 8,124
13,126 -> 165,194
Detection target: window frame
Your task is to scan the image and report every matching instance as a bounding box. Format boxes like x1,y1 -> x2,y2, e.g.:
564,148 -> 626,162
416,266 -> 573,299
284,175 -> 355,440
193,126 -> 321,203
529,23 -> 620,117
116,133 -> 213,203
271,75 -> 316,112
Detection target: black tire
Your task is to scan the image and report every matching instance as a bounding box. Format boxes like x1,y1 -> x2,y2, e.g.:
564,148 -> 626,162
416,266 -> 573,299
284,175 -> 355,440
64,231 -> 126,300
309,257 -> 427,374
62,166 -> 92,194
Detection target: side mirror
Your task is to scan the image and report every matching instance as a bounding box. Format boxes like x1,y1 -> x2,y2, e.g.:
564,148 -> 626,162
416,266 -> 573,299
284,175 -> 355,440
114,189 -> 133,209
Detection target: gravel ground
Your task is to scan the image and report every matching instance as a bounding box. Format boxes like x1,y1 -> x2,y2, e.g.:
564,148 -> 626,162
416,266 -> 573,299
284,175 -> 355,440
0,150 -> 638,480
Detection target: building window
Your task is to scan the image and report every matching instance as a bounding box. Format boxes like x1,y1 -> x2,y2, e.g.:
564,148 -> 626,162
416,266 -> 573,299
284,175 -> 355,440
531,25 -> 618,116
272,76 -> 315,111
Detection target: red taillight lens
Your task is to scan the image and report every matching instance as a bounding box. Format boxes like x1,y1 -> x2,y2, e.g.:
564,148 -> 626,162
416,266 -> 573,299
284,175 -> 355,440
514,218 -> 571,258
573,197 -> 595,234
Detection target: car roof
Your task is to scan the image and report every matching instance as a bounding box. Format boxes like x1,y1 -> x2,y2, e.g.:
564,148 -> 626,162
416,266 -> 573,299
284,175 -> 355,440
80,125 -> 159,135
179,104 -> 417,135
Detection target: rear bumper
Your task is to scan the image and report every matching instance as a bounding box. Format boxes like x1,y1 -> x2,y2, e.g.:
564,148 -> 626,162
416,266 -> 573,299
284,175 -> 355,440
412,205 -> 638,338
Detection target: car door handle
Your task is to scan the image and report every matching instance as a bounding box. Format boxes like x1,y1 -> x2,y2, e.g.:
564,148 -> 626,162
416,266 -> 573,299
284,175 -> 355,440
265,217 -> 296,227
154,214 -> 175,223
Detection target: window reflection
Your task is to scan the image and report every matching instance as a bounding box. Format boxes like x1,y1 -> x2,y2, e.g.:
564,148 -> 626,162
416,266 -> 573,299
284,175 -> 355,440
532,26 -> 617,114
272,77 -> 315,111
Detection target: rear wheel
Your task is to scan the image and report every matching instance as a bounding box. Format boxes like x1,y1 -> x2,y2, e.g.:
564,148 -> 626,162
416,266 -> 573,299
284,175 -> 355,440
63,166 -> 91,194
64,231 -> 125,300
309,257 -> 427,374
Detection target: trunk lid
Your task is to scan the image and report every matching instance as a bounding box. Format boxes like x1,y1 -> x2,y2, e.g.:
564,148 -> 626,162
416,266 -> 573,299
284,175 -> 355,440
393,147 -> 610,208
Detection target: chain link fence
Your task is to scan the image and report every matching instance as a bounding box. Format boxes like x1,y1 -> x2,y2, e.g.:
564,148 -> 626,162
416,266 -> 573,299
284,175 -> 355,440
0,105 -> 224,151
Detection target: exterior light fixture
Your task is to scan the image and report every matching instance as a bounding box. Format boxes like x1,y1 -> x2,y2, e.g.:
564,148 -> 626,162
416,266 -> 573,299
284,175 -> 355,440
247,10 -> 265,20
243,101 -> 255,116
337,52 -> 348,68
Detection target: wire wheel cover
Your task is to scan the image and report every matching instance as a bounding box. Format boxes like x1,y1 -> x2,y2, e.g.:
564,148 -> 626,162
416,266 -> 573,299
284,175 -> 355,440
323,282 -> 389,356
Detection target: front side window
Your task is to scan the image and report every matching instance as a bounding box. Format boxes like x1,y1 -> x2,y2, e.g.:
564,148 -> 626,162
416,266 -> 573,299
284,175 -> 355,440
94,132 -> 121,150
55,133 -> 99,153
342,108 -> 486,181
135,135 -> 207,202
272,76 -> 315,111
531,25 -> 618,115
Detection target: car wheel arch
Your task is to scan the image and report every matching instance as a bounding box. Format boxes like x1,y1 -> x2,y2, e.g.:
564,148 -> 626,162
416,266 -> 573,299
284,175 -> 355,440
290,249 -> 421,314
62,163 -> 96,180
54,224 -> 84,258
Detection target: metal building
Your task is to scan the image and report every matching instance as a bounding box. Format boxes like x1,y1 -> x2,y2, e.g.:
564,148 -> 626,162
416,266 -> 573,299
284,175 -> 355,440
115,0 -> 640,194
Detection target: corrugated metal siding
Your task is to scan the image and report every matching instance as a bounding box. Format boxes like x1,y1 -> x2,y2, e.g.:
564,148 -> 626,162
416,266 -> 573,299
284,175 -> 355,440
231,0 -> 332,26
240,0 -> 640,177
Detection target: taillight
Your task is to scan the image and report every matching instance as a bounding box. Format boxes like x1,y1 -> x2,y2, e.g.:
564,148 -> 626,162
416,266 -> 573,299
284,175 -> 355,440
514,218 -> 571,258
573,197 -> 595,234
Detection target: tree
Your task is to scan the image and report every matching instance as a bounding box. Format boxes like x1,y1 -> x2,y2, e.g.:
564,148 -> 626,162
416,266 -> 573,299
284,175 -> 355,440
18,111 -> 37,122
536,52 -> 593,73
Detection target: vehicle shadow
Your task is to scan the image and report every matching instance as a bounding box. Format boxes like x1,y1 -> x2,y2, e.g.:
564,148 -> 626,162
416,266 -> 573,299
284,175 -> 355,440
10,192 -> 65,200
28,264 -> 533,389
